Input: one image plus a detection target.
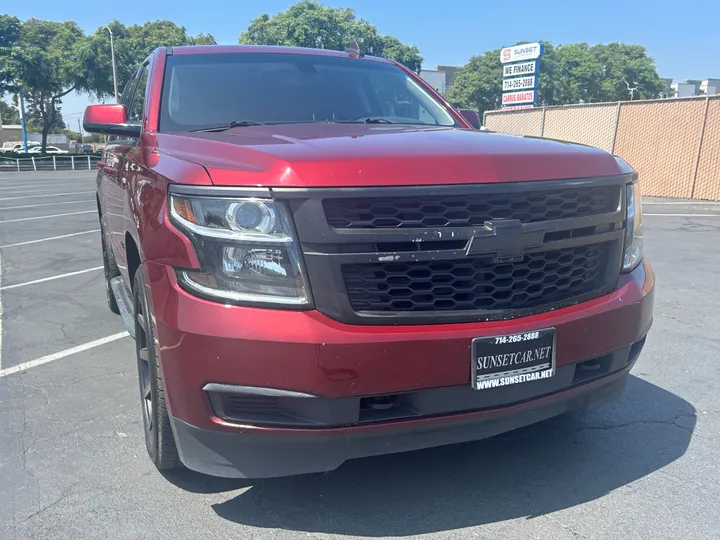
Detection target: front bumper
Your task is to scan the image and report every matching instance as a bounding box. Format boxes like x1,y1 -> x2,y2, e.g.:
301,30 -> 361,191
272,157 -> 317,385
147,259 -> 653,421
144,259 -> 654,476
170,357 -> 637,478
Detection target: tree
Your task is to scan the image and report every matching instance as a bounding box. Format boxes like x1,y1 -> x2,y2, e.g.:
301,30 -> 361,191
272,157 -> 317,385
80,21 -> 217,99
190,33 -> 217,46
380,36 -> 422,74
5,18 -> 94,151
239,0 -> 423,72
0,15 -> 21,95
23,99 -> 66,133
0,100 -> 20,125
445,48 -> 503,115
446,41 -> 664,117
591,43 -> 663,101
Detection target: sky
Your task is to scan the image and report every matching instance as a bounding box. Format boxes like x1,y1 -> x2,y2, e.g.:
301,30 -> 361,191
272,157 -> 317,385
5,0 -> 719,129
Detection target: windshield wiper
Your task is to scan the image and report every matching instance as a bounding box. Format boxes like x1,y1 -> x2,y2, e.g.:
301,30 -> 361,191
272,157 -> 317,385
334,117 -> 395,125
189,120 -> 266,133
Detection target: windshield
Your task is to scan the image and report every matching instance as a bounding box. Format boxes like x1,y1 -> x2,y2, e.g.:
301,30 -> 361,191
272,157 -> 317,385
159,52 -> 459,132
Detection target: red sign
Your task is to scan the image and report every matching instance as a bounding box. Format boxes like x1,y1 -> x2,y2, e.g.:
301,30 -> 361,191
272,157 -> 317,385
502,90 -> 536,105
502,48 -> 512,62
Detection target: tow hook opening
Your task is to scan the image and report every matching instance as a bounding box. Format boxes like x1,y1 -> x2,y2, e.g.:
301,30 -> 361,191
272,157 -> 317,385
361,395 -> 398,411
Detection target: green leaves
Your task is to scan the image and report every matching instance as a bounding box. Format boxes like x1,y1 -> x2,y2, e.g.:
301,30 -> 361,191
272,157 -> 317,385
84,20 -> 215,99
446,41 -> 664,116
0,100 -> 20,124
239,0 -> 423,72
2,18 -> 88,149
0,15 -> 21,94
13,19 -> 85,98
446,49 -> 503,113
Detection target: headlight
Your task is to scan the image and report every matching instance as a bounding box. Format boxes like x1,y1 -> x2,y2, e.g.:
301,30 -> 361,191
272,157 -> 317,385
622,179 -> 644,272
169,192 -> 311,306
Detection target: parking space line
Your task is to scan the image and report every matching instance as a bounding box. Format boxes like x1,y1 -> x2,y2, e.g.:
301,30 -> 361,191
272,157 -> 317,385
0,187 -> 97,195
0,229 -> 100,248
0,266 -> 103,290
0,199 -> 93,210
0,191 -> 95,202
0,182 -> 95,190
0,186 -> 95,195
644,201 -> 720,205
0,332 -> 130,378
644,213 -> 720,217
0,210 -> 95,223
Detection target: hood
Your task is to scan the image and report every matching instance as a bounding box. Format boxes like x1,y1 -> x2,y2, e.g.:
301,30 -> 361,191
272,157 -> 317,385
156,123 -> 630,187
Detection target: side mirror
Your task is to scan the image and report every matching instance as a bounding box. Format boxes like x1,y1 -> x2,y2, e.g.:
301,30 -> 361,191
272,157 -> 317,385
458,108 -> 481,130
84,104 -> 141,138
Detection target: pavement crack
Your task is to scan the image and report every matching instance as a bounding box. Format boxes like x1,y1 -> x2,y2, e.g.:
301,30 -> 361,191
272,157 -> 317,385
543,514 -> 595,539
19,492 -> 69,524
574,412 -> 697,433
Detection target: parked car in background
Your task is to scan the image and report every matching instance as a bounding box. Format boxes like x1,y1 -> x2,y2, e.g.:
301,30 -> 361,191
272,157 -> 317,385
84,44 -> 653,480
78,144 -> 94,154
28,145 -> 69,154
0,142 -> 41,153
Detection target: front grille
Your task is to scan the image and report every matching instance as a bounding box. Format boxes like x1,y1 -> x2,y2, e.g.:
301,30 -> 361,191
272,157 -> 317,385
343,243 -> 611,313
276,176 -> 626,324
324,185 -> 619,229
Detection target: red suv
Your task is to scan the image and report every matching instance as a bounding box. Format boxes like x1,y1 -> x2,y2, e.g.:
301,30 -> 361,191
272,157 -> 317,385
84,45 -> 653,479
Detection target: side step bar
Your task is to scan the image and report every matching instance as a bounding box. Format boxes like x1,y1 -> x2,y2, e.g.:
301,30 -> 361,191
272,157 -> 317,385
110,277 -> 135,339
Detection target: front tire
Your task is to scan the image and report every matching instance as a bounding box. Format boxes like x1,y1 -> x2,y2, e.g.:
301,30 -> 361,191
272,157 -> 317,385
134,268 -> 180,471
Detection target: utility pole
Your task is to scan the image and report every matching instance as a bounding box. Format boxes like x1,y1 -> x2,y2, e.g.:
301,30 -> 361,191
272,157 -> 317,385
103,25 -> 119,103
18,87 -> 29,153
77,118 -> 85,144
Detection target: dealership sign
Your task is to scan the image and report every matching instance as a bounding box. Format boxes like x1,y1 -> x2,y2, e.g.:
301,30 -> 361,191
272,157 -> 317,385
503,76 -> 537,91
500,43 -> 544,64
503,61 -> 537,78
501,43 -> 544,109
502,90 -> 536,105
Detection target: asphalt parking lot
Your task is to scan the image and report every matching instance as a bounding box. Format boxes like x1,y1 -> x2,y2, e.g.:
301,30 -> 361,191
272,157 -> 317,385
1,171 -> 719,540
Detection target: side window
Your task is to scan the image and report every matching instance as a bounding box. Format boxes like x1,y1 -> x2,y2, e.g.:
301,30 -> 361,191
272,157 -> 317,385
127,63 -> 149,125
108,72 -> 141,143
119,74 -> 137,109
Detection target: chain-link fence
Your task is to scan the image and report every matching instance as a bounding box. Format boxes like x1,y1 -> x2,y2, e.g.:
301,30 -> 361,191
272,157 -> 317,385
0,154 -> 101,173
484,95 -> 720,200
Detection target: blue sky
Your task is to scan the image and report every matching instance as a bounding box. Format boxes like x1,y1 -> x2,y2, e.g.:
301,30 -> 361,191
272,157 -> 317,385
6,0 -> 718,128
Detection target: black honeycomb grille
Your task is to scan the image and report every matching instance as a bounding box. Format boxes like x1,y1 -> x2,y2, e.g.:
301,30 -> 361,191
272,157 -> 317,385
324,185 -> 619,229
343,243 -> 610,314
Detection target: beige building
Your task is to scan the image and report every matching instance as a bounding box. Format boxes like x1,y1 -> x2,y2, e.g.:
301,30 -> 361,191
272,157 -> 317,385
0,124 -> 23,146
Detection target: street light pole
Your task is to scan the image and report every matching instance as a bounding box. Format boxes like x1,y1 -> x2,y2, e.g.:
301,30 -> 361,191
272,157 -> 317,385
18,87 -> 29,153
103,25 -> 119,103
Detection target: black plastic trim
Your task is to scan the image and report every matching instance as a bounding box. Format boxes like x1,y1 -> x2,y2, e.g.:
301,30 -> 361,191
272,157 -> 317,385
270,174 -> 628,197
83,122 -> 141,138
172,369 -> 630,478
